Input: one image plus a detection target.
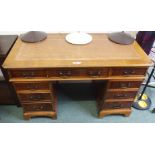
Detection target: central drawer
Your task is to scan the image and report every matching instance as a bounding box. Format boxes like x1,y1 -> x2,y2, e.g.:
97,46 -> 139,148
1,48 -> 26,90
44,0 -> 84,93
18,93 -> 52,102
47,68 -> 109,78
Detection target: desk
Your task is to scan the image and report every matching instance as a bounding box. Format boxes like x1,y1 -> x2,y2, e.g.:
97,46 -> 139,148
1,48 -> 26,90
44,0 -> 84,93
3,33 -> 151,120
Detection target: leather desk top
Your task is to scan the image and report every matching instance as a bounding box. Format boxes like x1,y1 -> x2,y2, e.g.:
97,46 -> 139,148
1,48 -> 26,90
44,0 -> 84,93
3,34 -> 151,69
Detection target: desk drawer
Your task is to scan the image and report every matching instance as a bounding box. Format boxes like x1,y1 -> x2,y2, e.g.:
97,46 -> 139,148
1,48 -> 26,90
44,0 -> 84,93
109,80 -> 142,89
102,101 -> 133,110
23,103 -> 53,112
47,68 -> 108,78
82,68 -> 108,78
111,67 -> 147,76
47,69 -> 79,78
14,82 -> 50,91
18,93 -> 52,102
9,70 -> 47,78
106,91 -> 137,99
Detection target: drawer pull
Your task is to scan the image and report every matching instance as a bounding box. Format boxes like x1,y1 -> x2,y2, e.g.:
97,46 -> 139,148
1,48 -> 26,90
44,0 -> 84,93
123,70 -> 135,75
29,95 -> 44,100
22,72 -> 35,78
27,85 -> 39,90
59,71 -> 72,78
113,104 -> 122,109
88,71 -> 102,77
32,105 -> 44,111
113,94 -> 128,98
120,83 -> 131,88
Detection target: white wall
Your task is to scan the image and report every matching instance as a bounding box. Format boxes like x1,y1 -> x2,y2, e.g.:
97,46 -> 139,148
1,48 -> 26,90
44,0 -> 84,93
0,0 -> 140,38
0,31 -> 23,35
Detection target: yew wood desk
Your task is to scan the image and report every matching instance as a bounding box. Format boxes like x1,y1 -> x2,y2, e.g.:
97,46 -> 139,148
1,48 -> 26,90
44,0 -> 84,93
3,33 -> 151,120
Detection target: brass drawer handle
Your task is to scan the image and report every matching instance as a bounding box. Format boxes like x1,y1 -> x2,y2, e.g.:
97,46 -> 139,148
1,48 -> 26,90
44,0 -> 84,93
22,72 -> 28,77
113,94 -> 128,98
29,95 -> 44,100
27,85 -> 39,90
113,104 -> 122,109
120,82 -> 131,88
88,71 -> 102,77
123,70 -> 135,75
32,105 -> 44,111
59,71 -> 72,78
22,72 -> 35,78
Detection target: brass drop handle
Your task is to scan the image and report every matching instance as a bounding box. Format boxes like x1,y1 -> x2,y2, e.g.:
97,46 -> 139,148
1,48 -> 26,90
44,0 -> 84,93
59,72 -> 65,76
29,95 -> 36,100
113,104 -> 121,109
59,71 -> 72,78
22,72 -> 28,77
120,82 -> 131,88
123,69 -> 135,75
114,94 -> 127,98
29,95 -> 43,100
36,95 -> 43,100
88,70 -> 102,77
27,84 -> 39,90
22,72 -> 35,78
39,105 -> 44,110
32,105 -> 44,111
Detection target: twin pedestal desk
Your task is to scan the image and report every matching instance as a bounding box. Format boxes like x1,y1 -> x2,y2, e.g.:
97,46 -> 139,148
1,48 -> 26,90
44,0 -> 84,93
3,34 -> 151,120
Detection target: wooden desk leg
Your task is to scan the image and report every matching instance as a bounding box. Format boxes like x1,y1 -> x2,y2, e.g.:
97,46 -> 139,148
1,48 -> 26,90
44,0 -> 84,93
23,111 -> 57,120
24,114 -> 31,120
98,109 -> 132,118
124,112 -> 131,117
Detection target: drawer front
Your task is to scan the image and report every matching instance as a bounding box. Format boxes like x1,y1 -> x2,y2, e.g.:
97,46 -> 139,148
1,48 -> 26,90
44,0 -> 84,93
111,67 -> 147,76
102,101 -> 133,110
81,68 -> 108,78
9,70 -> 47,78
47,69 -> 79,78
18,93 -> 52,102
106,91 -> 137,99
14,82 -> 50,91
23,103 -> 53,112
109,80 -> 142,89
47,68 -> 108,78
